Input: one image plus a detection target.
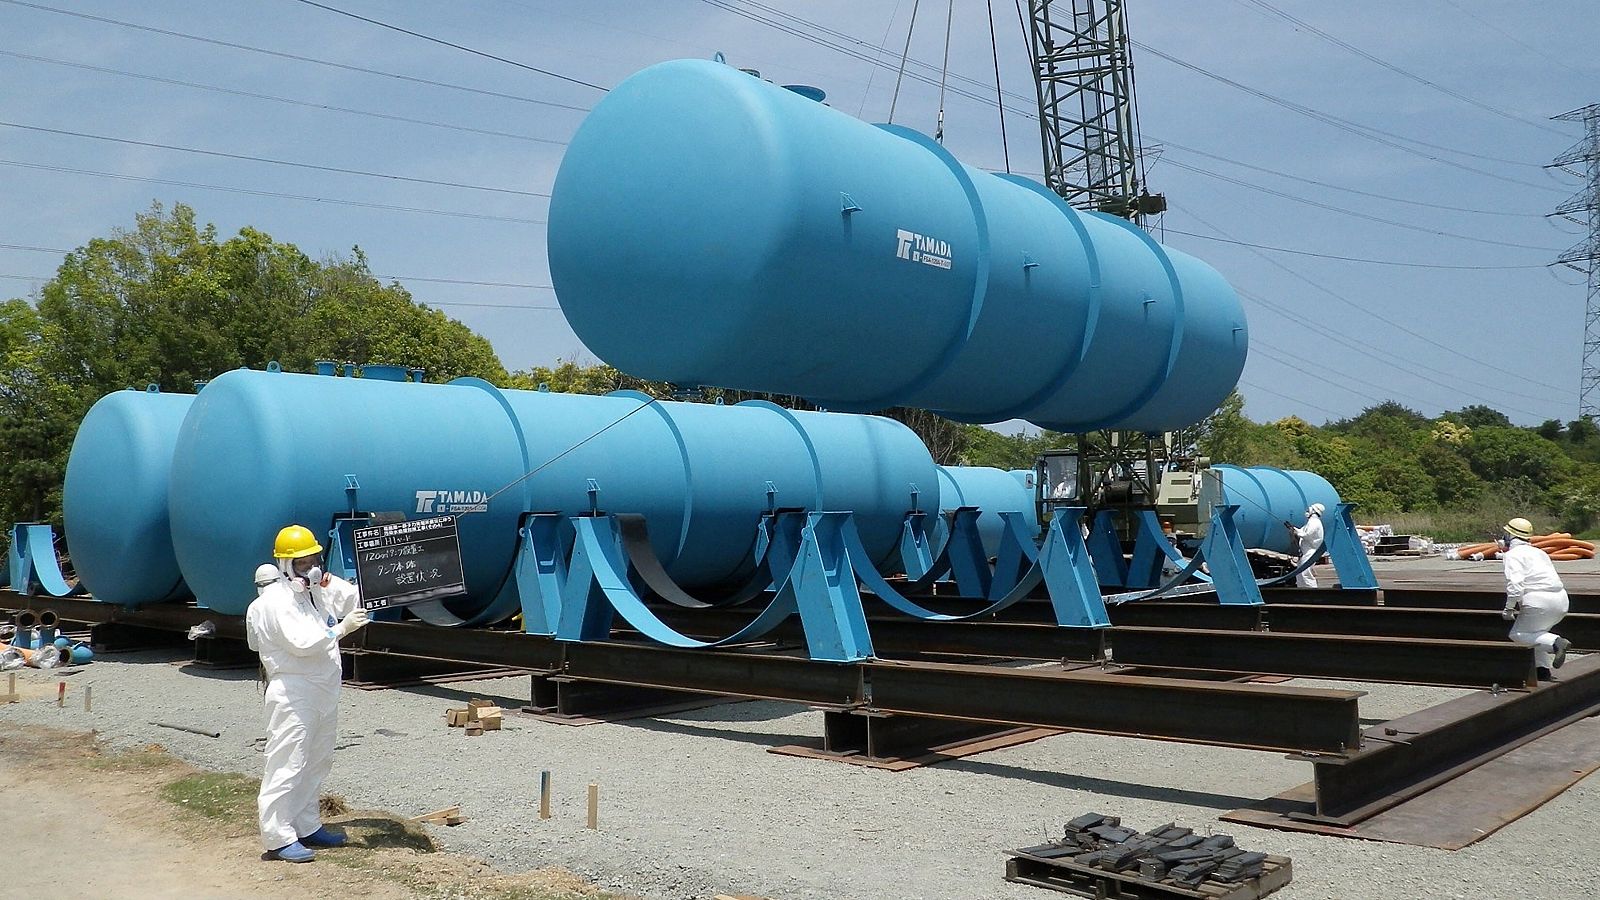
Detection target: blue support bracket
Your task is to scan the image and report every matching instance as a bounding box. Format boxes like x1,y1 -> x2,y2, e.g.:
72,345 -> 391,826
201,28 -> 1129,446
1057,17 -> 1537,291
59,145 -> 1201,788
1326,502 -> 1379,591
554,512 -> 872,663
942,507 -> 991,598
515,513 -> 570,635
1197,504 -> 1263,606
8,523 -> 80,597
991,510 -> 1040,600
1036,509 -> 1112,627
899,511 -> 934,580
1086,508 -> 1130,587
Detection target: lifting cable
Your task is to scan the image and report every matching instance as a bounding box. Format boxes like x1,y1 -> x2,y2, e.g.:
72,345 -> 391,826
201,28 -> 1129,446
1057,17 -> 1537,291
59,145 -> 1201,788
478,397 -> 660,509
886,0 -> 921,124
934,0 -> 955,144
985,0 -> 1011,172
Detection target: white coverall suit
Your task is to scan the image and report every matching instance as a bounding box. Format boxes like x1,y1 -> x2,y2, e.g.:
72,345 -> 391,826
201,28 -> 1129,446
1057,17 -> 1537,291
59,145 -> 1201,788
245,575 -> 360,852
1291,514 -> 1325,589
1502,539 -> 1569,670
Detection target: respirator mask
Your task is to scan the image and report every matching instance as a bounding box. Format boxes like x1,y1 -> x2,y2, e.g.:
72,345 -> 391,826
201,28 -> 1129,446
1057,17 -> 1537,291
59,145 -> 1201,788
285,554 -> 325,589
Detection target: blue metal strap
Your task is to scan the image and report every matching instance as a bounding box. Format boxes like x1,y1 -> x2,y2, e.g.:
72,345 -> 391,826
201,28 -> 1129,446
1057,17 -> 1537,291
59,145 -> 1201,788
554,513 -> 869,662
9,523 -> 79,597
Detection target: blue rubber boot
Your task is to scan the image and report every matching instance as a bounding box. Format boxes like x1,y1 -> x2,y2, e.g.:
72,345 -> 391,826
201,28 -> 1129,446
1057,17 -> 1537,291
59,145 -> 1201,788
266,841 -> 315,863
301,826 -> 348,848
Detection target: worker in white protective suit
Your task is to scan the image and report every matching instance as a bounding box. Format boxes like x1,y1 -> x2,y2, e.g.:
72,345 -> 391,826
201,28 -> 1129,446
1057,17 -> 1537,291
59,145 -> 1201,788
1500,517 -> 1571,683
1285,503 -> 1326,589
254,563 -> 281,596
245,524 -> 369,863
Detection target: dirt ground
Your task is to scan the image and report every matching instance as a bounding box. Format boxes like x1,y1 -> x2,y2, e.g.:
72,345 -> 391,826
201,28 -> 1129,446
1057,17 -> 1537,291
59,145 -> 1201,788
0,722 -> 629,900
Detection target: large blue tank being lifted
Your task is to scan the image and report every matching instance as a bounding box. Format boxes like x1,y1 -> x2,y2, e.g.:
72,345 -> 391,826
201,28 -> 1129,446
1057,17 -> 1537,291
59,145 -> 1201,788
548,59 -> 1248,433
63,387 -> 194,607
165,369 -> 941,620
1213,465 -> 1340,555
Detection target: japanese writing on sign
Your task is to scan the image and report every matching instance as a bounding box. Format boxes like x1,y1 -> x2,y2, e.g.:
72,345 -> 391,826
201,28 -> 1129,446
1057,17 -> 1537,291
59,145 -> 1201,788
352,514 -> 467,611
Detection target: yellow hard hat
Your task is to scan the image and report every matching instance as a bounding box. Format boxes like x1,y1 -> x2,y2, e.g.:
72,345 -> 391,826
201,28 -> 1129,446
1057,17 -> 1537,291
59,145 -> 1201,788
1504,517 -> 1535,540
273,524 -> 324,560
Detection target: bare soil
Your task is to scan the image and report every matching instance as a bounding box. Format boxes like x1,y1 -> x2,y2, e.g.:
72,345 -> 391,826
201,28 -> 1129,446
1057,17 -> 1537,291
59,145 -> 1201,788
0,722 -> 628,900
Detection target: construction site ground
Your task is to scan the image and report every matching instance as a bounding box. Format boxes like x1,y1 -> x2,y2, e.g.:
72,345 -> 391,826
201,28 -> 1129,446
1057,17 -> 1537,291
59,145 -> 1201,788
4,557 -> 1599,899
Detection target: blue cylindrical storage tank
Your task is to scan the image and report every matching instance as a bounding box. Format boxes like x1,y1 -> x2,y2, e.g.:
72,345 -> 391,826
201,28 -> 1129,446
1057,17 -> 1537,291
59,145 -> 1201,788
1213,465 -> 1340,554
167,369 -> 936,619
936,465 -> 1037,556
63,386 -> 194,607
547,59 -> 1247,433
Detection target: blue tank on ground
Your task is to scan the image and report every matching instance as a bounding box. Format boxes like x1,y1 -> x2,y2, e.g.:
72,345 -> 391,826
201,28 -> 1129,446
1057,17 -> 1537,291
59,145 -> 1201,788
548,59 -> 1247,433
63,386 -> 194,607
165,369 -> 939,620
1213,465 -> 1340,555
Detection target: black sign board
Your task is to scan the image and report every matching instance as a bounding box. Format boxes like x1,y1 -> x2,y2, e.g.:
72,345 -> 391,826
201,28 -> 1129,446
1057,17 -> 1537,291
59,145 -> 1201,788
352,514 -> 467,611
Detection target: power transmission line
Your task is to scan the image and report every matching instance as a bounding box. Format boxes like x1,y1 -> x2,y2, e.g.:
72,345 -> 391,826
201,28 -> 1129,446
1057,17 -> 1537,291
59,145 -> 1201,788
1236,377 -> 1343,419
1130,40 -> 1566,194
285,0 -> 608,92
0,160 -> 546,225
0,0 -> 593,112
1163,228 -> 1549,270
1160,158 -> 1564,252
1151,136 -> 1546,218
0,121 -> 550,198
0,49 -> 571,146
1433,0 -> 1593,81
1232,0 -> 1567,135
1175,201 -> 1571,395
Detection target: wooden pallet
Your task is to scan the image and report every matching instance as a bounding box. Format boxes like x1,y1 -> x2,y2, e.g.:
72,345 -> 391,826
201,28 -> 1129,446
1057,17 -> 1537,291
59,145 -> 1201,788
1005,849 -> 1292,900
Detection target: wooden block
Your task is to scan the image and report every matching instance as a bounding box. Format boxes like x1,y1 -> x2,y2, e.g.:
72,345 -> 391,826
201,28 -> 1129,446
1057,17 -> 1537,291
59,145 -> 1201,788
468,698 -> 494,710
478,714 -> 502,731
467,703 -> 501,724
587,782 -> 598,829
446,708 -> 470,727
408,805 -> 461,823
465,723 -> 484,736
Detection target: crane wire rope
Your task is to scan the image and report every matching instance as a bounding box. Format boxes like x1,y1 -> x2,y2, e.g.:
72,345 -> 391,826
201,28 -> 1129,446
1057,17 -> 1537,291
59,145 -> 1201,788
886,0 -> 922,124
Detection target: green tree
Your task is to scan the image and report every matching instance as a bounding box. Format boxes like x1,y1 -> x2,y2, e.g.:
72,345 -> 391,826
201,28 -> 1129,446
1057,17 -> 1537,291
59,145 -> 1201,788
0,202 -> 513,527
1463,427 -> 1572,488
1443,404 -> 1513,429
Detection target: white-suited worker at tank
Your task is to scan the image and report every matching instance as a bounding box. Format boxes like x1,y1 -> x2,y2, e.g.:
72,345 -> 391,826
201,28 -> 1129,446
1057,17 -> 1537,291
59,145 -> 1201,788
1500,517 -> 1571,683
245,524 -> 369,863
1284,503 -> 1326,589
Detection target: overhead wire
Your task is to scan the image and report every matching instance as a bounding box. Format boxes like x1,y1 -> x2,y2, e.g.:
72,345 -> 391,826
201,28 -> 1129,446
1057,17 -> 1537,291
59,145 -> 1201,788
0,160 -> 547,225
855,0 -> 905,117
1129,40 -> 1565,193
1173,201 -> 1571,396
0,0 -> 593,112
0,121 -> 550,198
1236,378 -> 1344,420
1157,158 -> 1564,252
1236,287 -> 1557,420
0,49 -> 571,147
1432,0 -> 1593,81
284,0 -> 608,92
1232,0 -> 1567,136
1161,228 -> 1549,270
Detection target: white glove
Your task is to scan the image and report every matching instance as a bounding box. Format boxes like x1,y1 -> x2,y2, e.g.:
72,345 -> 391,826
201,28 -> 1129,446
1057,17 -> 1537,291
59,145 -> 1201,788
335,608 -> 370,637
1501,602 -> 1519,621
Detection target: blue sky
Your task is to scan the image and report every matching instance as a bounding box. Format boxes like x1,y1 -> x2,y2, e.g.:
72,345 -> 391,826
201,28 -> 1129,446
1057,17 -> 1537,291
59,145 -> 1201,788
2,1 -> 1595,430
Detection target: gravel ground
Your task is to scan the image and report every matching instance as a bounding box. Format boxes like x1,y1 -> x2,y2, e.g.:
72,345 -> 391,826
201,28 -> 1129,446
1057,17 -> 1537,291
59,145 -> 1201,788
4,654 -> 1596,900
